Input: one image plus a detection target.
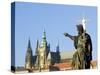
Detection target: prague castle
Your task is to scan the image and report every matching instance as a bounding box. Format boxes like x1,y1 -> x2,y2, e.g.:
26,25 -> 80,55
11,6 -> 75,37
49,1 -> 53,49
25,30 -> 75,72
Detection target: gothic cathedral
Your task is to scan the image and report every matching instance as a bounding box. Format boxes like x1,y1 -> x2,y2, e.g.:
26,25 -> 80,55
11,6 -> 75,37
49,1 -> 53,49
25,30 -> 50,71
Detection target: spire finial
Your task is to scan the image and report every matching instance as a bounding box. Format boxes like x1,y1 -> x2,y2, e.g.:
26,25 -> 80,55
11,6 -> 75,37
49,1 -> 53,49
36,39 -> 39,48
42,28 -> 46,39
58,39 -> 59,46
28,37 -> 31,48
43,28 -> 45,33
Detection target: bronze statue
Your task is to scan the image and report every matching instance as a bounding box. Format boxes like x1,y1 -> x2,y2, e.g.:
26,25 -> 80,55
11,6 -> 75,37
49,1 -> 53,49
64,24 -> 92,69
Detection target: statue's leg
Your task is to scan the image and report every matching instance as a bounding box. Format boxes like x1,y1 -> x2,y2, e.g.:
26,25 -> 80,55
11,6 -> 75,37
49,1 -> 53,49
85,55 -> 91,69
72,51 -> 80,69
80,50 -> 85,69
77,49 -> 85,69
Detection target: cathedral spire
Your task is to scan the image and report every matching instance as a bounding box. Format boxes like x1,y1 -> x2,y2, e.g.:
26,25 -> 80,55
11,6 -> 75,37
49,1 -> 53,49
42,28 -> 46,39
25,38 -> 33,70
56,40 -> 60,63
56,40 -> 60,52
41,29 -> 47,47
35,39 -> 39,55
28,38 -> 31,49
27,38 -> 32,54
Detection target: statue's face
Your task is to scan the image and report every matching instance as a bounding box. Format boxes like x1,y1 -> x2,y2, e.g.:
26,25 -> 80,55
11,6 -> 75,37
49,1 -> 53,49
77,26 -> 82,35
76,24 -> 84,35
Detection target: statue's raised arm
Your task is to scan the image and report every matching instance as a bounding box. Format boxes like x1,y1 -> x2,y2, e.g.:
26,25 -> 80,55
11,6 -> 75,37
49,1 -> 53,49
64,32 -> 78,49
64,32 -> 76,41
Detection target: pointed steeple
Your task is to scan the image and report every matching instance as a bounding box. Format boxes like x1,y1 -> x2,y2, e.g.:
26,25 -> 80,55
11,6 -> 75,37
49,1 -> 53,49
35,39 -> 39,55
26,38 -> 32,55
56,40 -> 60,52
28,38 -> 31,49
56,40 -> 60,63
48,43 -> 50,49
25,38 -> 33,70
41,29 -> 47,47
42,29 -> 46,39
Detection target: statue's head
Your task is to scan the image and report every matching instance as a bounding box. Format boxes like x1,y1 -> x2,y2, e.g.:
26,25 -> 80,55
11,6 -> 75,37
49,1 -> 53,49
76,24 -> 84,35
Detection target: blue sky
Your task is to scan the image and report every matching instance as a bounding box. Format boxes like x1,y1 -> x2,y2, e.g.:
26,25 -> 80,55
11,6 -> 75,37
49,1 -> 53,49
14,2 -> 97,66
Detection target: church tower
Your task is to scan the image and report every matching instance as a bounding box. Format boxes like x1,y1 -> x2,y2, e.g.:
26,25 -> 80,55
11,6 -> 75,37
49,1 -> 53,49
38,30 -> 47,69
35,40 -> 39,69
35,30 -> 50,70
25,39 -> 33,70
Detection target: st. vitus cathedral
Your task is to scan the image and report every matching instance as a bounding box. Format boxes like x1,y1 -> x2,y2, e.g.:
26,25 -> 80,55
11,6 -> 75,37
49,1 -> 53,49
25,30 -> 60,71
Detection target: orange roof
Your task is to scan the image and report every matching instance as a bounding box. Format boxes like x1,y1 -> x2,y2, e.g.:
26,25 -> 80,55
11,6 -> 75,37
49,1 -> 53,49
53,62 -> 72,70
51,60 -> 97,70
91,60 -> 97,68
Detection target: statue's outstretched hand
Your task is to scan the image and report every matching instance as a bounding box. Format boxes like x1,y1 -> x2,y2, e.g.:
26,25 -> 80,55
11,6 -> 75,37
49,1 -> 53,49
64,32 -> 69,37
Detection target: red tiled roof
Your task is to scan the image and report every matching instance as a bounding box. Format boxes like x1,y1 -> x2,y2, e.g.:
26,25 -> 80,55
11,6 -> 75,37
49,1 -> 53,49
53,62 -> 72,70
